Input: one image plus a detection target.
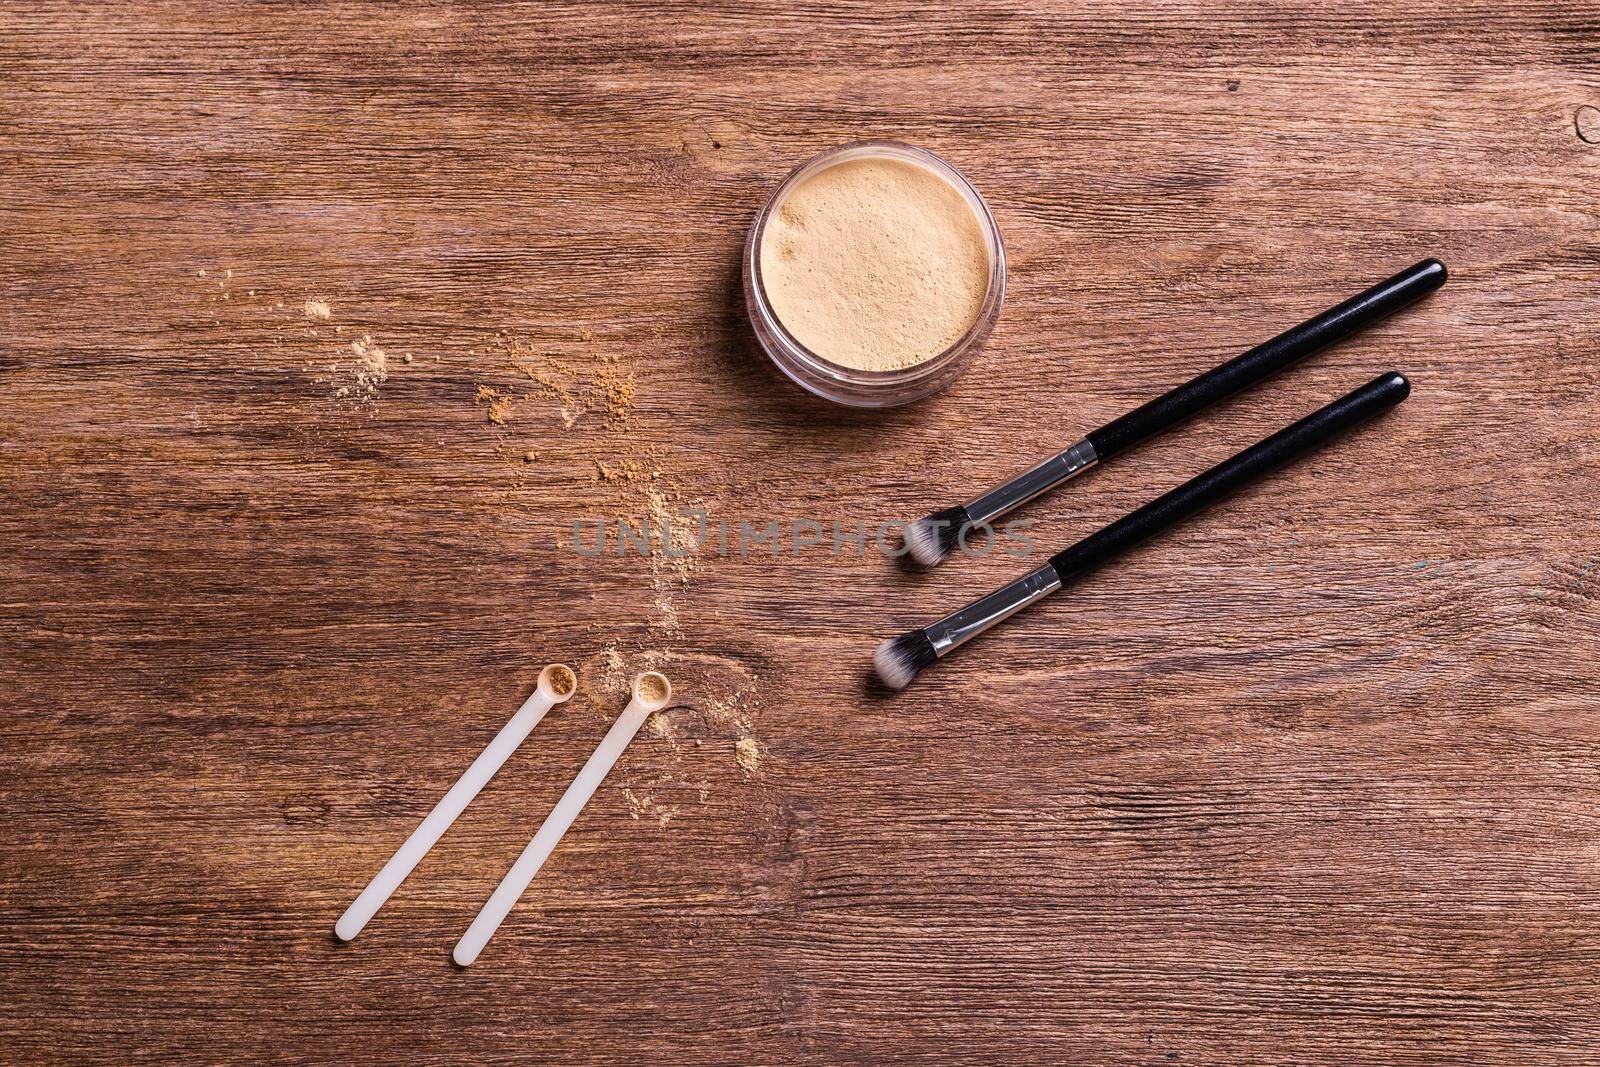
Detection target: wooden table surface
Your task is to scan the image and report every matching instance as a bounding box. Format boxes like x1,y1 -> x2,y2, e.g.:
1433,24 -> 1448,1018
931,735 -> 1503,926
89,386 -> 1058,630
4,2 -> 1599,1063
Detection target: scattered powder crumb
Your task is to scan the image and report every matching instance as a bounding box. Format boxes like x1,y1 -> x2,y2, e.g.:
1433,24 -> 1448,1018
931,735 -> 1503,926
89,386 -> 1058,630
646,712 -> 675,741
596,458 -> 647,483
576,452 -> 700,641
507,337 -> 585,427
523,450 -> 537,463
482,326 -> 703,657
501,329 -> 637,431
595,363 -> 636,428
623,788 -> 647,818
230,287 -> 408,404
340,335 -> 388,401
317,333 -> 389,402
649,485 -> 700,575
700,678 -> 755,736
644,483 -> 701,638
622,787 -> 678,828
592,646 -> 630,702
474,384 -> 513,425
735,737 -> 764,776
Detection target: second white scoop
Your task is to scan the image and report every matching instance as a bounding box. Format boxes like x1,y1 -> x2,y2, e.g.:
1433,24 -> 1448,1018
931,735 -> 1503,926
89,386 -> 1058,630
453,671 -> 673,966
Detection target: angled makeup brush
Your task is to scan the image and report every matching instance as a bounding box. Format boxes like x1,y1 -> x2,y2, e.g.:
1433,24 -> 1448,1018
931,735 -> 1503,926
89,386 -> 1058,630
876,372 -> 1410,689
904,259 -> 1444,566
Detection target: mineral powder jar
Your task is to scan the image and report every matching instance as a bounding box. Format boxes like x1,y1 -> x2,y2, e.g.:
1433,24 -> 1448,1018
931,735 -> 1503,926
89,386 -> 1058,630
743,141 -> 1006,407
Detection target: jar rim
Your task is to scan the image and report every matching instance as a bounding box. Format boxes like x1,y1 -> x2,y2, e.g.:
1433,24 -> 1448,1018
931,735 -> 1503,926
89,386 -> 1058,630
743,140 -> 1007,406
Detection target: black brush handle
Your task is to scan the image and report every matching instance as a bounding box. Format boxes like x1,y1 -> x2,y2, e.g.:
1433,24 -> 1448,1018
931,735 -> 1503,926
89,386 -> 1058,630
1051,372 -> 1409,584
1086,259 -> 1443,460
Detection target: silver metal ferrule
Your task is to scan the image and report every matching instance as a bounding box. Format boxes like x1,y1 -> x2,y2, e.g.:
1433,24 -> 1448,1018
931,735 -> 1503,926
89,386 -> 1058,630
962,439 -> 1098,527
926,563 -> 1062,655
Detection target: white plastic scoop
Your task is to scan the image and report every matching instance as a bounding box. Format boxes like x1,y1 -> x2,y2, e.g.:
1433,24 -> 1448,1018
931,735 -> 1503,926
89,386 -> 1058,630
453,670 -> 673,966
335,663 -> 579,942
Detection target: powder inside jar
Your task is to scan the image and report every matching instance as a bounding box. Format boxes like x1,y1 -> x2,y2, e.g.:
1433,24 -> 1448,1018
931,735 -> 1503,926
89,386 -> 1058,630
758,156 -> 991,372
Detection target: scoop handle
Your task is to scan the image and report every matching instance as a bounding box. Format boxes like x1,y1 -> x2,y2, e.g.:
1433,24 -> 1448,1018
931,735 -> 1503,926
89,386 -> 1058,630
1086,259 -> 1443,459
1053,372 -> 1410,583
453,701 -> 652,966
335,689 -> 556,942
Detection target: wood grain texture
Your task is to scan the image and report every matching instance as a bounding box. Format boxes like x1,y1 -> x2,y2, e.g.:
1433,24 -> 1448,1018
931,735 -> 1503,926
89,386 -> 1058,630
2,2 -> 1598,1063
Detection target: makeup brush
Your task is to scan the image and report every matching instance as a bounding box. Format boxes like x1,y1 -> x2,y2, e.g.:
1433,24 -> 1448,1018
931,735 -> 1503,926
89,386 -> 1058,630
335,663 -> 578,942
904,259 -> 1444,566
877,372 -> 1410,689
453,671 -> 674,966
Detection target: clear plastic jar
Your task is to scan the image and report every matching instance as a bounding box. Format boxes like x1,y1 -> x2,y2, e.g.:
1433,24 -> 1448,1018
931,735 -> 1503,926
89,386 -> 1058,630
743,140 -> 1007,408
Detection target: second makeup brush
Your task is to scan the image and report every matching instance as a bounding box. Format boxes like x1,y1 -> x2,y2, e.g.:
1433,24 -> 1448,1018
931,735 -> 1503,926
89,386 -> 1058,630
904,259 -> 1445,566
876,372 -> 1411,689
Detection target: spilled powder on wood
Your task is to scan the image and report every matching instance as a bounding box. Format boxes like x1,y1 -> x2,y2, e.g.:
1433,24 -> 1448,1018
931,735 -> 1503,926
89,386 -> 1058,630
735,737 -> 764,776
474,384 -> 513,425
190,272 -> 405,404
342,336 -> 388,401
594,362 -> 636,428
501,332 -> 635,431
622,787 -> 678,828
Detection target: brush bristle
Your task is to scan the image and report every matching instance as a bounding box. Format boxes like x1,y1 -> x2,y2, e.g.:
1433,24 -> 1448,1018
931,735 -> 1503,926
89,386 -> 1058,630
874,630 -> 937,690
904,506 -> 968,567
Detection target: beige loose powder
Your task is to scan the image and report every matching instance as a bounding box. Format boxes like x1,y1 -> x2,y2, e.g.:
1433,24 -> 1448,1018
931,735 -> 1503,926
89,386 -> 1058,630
546,664 -> 577,697
636,672 -> 670,704
759,157 -> 990,371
